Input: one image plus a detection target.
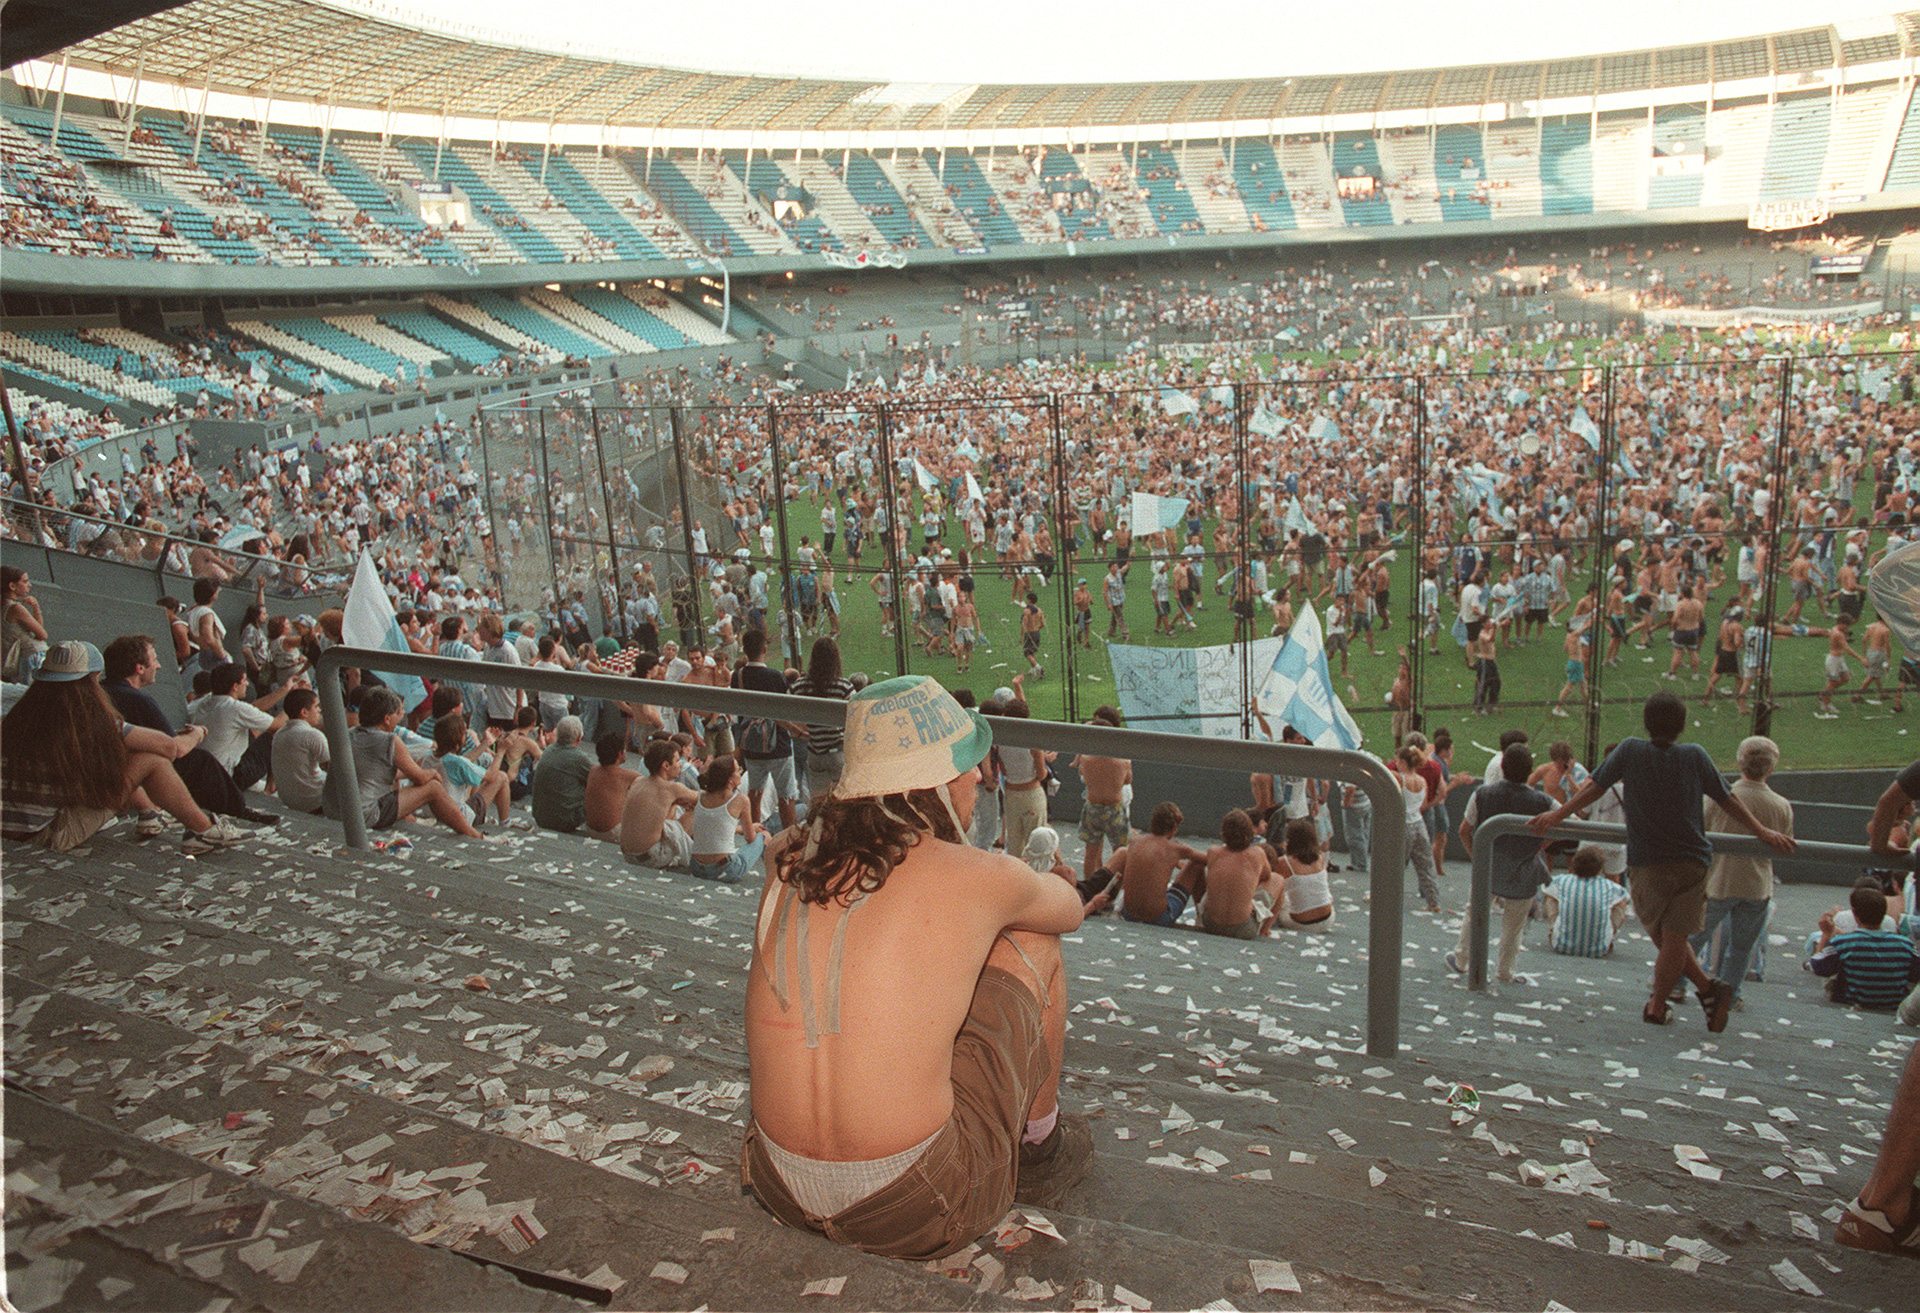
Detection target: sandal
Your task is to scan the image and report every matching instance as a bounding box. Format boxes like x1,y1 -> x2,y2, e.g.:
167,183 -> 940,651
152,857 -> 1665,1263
1642,999 -> 1672,1025
1698,981 -> 1732,1034
1836,1187 -> 1920,1258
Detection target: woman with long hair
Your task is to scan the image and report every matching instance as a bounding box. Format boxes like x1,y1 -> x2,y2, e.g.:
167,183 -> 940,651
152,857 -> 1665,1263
1,641 -> 245,854
789,636 -> 853,806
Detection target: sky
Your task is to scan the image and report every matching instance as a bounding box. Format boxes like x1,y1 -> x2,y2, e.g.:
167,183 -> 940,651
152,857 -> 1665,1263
364,0 -> 1906,83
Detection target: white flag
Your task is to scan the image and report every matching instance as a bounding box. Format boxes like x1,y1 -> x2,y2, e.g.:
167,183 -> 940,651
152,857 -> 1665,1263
343,550 -> 428,712
1255,602 -> 1362,751
913,459 -> 939,492
1129,490 -> 1190,537
1160,387 -> 1198,417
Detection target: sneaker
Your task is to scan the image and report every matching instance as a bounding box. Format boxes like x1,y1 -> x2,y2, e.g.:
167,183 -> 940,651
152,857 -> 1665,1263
1835,1191 -> 1920,1258
1550,707 -> 1569,717
1445,951 -> 1465,975
182,817 -> 245,854
1499,973 -> 1534,986
1014,1110 -> 1092,1209
135,810 -> 166,838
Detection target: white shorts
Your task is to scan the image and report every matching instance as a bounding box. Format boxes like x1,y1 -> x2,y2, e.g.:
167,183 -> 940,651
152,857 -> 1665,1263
1824,654 -> 1848,680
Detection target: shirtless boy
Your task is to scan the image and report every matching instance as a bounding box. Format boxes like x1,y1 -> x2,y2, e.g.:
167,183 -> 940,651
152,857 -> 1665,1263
1107,801 -> 1205,926
1189,809 -> 1277,939
582,731 -> 640,842
620,739 -> 698,868
741,675 -> 1090,1259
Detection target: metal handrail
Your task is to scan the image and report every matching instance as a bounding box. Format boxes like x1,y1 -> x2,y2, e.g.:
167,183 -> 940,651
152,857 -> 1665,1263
0,493 -> 346,596
1463,814 -> 1903,991
313,643 -> 1411,1057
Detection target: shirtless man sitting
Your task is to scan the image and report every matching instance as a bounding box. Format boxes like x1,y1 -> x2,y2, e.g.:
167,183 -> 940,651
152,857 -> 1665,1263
1071,706 -> 1132,883
1100,801 -> 1205,926
741,675 -> 1090,1260
1188,808 -> 1276,939
582,731 -> 640,842
619,739 -> 697,869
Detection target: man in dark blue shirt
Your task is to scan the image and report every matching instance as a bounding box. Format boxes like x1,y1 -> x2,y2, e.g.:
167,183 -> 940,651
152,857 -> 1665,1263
101,635 -> 276,827
1530,691 -> 1792,1027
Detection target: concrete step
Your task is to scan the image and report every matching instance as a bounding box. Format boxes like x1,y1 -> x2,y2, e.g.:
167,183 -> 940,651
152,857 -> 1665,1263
5,816 -> 1913,1310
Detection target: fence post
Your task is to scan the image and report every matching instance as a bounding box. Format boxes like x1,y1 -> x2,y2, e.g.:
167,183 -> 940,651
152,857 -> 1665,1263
1753,355 -> 1794,737
667,406 -> 705,648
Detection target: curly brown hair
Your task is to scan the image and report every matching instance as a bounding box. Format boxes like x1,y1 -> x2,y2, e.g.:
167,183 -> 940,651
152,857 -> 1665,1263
778,787 -> 963,906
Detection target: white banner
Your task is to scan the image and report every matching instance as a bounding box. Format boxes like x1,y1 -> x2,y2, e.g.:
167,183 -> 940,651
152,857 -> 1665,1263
1748,198 -> 1831,232
819,248 -> 907,270
1108,638 -> 1284,738
1642,301 -> 1884,329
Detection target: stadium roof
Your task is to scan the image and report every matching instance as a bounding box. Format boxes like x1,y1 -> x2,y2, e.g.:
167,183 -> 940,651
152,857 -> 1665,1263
24,0 -> 1920,135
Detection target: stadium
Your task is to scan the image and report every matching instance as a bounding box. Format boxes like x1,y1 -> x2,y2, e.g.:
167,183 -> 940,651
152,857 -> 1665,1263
2,3 -> 1918,1309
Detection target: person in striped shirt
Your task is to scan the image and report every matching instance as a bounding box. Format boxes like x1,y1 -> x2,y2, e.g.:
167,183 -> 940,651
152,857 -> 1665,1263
1807,885 -> 1920,1010
1543,845 -> 1629,958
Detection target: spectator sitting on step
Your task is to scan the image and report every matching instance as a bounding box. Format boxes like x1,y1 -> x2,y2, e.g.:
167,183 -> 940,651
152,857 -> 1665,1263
322,685 -> 485,840
188,661 -> 299,793
1106,801 -> 1206,926
529,714 -> 594,834
100,634 -> 277,827
1,640 -> 246,855
687,752 -> 767,884
1267,817 -> 1336,931
1807,884 -> 1920,1011
620,738 -> 697,870
269,687 -> 329,818
426,712 -> 512,831
582,730 -> 639,843
1542,845 -> 1630,958
1019,825 -> 1075,887
1184,808 -> 1274,939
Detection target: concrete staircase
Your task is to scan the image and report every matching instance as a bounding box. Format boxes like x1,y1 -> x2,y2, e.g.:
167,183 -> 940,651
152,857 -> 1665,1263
4,812 -> 1911,1312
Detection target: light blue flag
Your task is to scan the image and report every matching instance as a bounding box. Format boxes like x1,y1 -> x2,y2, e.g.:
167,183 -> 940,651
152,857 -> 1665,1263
1868,539 -> 1920,651
1129,490 -> 1190,537
1255,603 -> 1362,751
1284,496 -> 1314,537
1160,387 -> 1199,417
1210,384 -> 1235,408
954,437 -> 980,463
343,550 -> 427,713
1570,404 -> 1601,451
1308,415 -> 1339,444
1249,401 -> 1282,438
913,459 -> 939,492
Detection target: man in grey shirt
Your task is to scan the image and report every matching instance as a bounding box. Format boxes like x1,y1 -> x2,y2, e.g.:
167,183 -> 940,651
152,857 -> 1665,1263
270,687 -> 329,814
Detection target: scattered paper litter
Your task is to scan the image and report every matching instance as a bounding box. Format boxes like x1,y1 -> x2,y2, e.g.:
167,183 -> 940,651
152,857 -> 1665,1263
1327,1129 -> 1357,1150
1112,1284 -> 1152,1310
1769,1259 -> 1821,1296
1007,1276 -> 1060,1300
651,1261 -> 688,1285
701,1227 -> 736,1242
1368,1166 -> 1388,1188
1249,1259 -> 1301,1293
802,1274 -> 848,1297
